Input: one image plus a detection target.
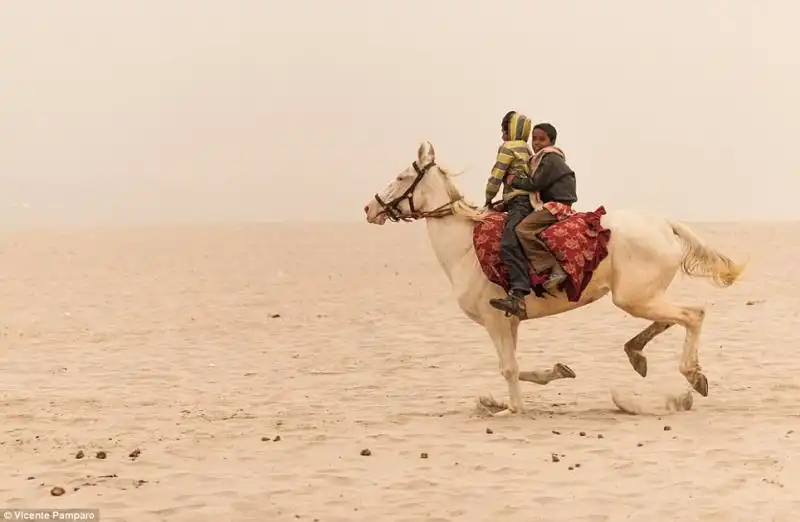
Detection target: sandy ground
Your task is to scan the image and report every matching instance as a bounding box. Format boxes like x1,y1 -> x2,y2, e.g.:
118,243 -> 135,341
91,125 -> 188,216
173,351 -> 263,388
1,221 -> 799,521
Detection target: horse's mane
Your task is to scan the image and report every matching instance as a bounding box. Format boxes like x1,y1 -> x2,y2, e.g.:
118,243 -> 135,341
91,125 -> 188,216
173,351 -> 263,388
438,165 -> 492,222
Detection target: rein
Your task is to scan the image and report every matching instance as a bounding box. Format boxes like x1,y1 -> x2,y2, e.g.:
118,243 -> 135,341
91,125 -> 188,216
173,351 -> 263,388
373,161 -> 462,222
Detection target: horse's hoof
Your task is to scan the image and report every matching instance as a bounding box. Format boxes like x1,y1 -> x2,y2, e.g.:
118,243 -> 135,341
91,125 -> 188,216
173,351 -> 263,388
691,373 -> 709,397
554,363 -> 576,379
625,347 -> 648,378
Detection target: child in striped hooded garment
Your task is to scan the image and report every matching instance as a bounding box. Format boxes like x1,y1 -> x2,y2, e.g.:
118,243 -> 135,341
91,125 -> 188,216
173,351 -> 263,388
484,110 -> 536,319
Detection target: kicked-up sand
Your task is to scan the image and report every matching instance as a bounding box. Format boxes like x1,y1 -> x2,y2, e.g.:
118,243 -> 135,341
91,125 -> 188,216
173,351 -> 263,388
1,220 -> 799,521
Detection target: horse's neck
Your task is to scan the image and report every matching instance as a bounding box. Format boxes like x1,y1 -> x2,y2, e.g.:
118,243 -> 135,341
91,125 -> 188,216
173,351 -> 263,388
425,215 -> 475,284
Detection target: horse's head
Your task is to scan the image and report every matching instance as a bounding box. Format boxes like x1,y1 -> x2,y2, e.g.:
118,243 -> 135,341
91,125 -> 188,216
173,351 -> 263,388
364,141 -> 460,225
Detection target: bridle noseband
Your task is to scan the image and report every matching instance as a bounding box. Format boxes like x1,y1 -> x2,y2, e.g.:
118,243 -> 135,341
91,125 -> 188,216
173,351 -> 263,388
373,161 -> 461,222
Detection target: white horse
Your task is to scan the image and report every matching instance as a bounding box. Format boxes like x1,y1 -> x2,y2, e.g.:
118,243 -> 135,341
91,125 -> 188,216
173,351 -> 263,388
363,142 -> 745,415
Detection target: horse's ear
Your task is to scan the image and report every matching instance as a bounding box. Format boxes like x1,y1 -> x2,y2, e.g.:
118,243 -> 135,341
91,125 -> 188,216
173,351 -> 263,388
417,141 -> 436,164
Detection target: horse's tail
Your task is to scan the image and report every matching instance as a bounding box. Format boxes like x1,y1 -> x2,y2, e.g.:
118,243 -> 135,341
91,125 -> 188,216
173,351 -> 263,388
668,220 -> 746,288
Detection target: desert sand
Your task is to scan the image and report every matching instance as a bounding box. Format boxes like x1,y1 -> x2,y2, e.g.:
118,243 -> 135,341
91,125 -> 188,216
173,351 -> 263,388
1,220 -> 799,521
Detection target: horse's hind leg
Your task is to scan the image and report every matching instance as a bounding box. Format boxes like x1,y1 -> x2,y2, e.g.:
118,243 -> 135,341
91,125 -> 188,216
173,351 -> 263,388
624,322 -> 673,377
614,298 -> 708,396
610,227 -> 707,395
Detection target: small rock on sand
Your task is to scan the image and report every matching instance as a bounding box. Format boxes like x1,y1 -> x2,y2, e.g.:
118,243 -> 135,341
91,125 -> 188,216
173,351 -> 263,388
50,486 -> 65,496
75,450 -> 84,459
360,448 -> 371,456
95,451 -> 107,459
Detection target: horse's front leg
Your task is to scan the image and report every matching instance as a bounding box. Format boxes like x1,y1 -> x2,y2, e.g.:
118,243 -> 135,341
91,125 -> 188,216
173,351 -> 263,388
509,314 -> 576,385
518,363 -> 576,384
485,315 -> 525,414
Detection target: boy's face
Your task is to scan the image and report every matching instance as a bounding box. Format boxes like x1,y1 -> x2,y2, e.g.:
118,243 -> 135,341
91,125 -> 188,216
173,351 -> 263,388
531,128 -> 552,152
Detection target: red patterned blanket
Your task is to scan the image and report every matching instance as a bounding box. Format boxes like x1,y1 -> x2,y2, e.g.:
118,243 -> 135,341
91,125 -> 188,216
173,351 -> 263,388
473,206 -> 611,302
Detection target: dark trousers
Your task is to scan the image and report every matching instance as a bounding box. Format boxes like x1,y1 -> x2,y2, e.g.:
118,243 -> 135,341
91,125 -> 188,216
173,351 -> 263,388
515,209 -> 560,274
500,196 -> 534,295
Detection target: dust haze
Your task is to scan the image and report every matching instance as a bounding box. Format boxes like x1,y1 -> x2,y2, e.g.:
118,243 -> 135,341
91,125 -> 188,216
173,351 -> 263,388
1,1 -> 797,228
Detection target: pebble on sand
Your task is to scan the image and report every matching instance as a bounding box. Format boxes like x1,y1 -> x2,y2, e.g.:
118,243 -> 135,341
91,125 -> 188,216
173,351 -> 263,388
75,450 -> 84,459
50,486 -> 65,496
485,428 -> 493,434
96,451 -> 107,459
420,452 -> 429,459
360,448 -> 371,456
129,448 -> 141,459
664,425 -> 672,431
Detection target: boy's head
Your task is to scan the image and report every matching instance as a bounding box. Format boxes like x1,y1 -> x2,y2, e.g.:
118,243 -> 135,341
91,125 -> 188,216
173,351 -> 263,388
531,123 -> 557,152
500,110 -> 516,140
500,111 -> 532,142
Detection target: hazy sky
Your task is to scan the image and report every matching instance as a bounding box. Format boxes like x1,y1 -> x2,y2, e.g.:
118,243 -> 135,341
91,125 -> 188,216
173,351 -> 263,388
1,1 -> 797,227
